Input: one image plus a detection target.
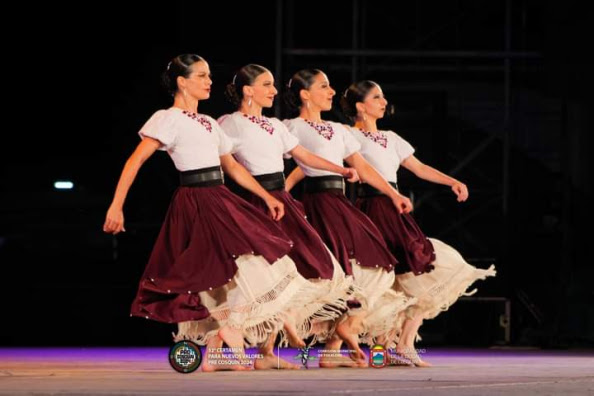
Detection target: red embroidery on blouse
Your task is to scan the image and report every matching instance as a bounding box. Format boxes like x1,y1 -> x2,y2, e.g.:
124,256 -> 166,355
182,111 -> 213,133
242,113 -> 274,135
358,128 -> 387,148
304,120 -> 334,140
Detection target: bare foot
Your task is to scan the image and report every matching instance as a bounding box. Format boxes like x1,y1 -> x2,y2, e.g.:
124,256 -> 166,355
412,358 -> 432,368
336,317 -> 366,363
284,319 -> 306,348
218,325 -> 245,351
201,359 -> 251,372
395,346 -> 432,367
319,354 -> 358,368
387,354 -> 414,367
204,330 -> 252,371
254,354 -> 301,370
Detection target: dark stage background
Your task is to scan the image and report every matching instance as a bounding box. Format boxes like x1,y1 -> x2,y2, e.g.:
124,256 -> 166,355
1,0 -> 592,348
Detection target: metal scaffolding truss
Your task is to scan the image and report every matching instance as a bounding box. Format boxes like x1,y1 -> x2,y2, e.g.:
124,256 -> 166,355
275,1 -> 549,340
275,0 -> 542,226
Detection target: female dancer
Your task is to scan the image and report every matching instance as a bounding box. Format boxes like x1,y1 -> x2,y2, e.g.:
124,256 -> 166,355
103,54 -> 312,371
342,80 -> 496,366
284,69 -> 416,365
219,64 -> 361,368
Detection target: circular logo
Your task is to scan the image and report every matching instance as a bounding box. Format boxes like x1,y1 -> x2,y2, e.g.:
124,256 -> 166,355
169,341 -> 202,373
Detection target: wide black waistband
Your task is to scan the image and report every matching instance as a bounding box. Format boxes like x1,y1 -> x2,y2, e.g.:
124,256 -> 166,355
254,172 -> 285,191
303,175 -> 345,194
179,166 -> 223,187
358,181 -> 399,197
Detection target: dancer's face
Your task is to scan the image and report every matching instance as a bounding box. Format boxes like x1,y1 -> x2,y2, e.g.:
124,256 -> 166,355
359,85 -> 388,120
245,71 -> 277,108
303,72 -> 335,112
179,61 -> 212,100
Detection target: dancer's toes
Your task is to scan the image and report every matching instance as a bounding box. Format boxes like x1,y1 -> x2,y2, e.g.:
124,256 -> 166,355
413,359 -> 432,368
201,360 -> 252,372
201,349 -> 253,372
319,355 -> 358,368
255,355 -> 301,370
395,346 -> 432,367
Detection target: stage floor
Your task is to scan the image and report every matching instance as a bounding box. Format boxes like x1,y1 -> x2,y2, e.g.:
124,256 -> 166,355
1,347 -> 593,395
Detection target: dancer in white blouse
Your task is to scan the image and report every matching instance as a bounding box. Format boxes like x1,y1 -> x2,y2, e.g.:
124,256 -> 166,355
220,64 -> 362,368
103,55 -> 314,372
342,80 -> 496,366
284,69 -> 417,365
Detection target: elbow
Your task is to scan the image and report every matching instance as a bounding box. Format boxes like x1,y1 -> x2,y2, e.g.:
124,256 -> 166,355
222,159 -> 238,176
295,151 -> 310,167
357,164 -> 372,183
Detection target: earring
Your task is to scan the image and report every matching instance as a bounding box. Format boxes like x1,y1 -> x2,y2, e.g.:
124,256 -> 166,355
248,97 -> 252,107
363,113 -> 367,121
306,101 -> 310,109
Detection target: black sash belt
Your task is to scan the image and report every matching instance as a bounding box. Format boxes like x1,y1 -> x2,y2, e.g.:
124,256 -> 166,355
254,172 -> 285,191
357,181 -> 399,197
303,176 -> 345,194
179,166 -> 224,187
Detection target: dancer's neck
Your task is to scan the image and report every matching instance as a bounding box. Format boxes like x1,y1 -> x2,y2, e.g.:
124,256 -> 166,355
354,119 -> 378,132
299,108 -> 323,123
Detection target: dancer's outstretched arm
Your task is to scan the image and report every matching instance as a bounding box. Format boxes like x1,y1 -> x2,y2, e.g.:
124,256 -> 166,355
104,137 -> 161,234
290,145 -> 358,182
401,155 -> 468,202
346,152 -> 413,214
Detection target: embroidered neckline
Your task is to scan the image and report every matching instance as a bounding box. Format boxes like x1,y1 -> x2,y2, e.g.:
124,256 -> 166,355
181,110 -> 212,133
242,113 -> 274,135
304,119 -> 334,140
358,128 -> 387,148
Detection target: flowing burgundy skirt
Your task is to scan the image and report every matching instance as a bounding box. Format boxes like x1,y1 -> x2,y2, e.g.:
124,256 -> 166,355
357,195 -> 435,275
130,185 -> 293,324
245,189 -> 335,280
301,190 -> 398,275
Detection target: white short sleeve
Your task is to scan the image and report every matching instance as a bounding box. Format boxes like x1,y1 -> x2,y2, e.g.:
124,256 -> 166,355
283,119 -> 297,136
394,133 -> 415,162
276,121 -> 299,158
341,124 -> 361,158
217,114 -> 240,154
211,117 -> 234,156
138,110 -> 177,151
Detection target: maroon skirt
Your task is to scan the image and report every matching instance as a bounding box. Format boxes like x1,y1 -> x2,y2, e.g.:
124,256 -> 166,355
245,189 -> 335,280
356,195 -> 435,275
130,185 -> 293,324
301,190 -> 398,275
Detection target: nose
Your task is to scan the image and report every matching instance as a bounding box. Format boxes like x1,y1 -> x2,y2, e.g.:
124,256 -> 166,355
271,86 -> 278,95
330,87 -> 336,96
